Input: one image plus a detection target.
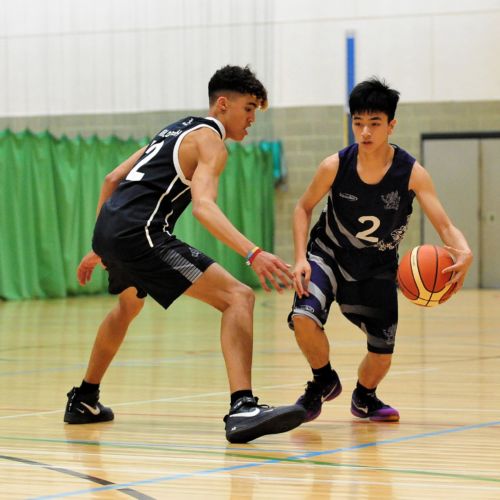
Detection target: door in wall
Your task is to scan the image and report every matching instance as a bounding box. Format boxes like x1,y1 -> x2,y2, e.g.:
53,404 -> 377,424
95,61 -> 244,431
422,136 -> 500,289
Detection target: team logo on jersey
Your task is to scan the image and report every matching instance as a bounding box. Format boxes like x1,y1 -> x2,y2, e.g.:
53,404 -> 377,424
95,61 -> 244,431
182,118 -> 194,126
158,128 -> 182,139
190,248 -> 200,258
382,323 -> 397,344
339,192 -> 358,201
376,216 -> 410,251
381,191 -> 400,210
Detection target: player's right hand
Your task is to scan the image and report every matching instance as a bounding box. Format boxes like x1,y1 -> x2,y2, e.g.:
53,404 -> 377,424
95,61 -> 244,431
250,251 -> 294,293
77,250 -> 103,286
292,258 -> 311,298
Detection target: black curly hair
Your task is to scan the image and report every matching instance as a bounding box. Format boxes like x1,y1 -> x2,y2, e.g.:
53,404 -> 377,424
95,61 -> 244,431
349,77 -> 400,121
208,65 -> 268,110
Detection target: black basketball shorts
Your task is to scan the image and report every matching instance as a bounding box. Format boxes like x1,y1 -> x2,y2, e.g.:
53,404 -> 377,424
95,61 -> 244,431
288,250 -> 398,354
102,236 -> 214,310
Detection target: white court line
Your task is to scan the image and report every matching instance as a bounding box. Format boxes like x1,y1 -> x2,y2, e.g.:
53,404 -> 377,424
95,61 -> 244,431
0,367 -> 438,420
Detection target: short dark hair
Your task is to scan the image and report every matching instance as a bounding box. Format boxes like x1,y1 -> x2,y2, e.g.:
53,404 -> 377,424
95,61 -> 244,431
349,77 -> 400,121
208,65 -> 268,110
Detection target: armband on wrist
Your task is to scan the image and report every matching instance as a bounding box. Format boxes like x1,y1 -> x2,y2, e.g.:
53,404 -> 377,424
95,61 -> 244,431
245,246 -> 262,266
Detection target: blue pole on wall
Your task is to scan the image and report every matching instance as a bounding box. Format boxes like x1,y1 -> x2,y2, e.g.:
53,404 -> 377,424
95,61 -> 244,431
345,31 -> 356,145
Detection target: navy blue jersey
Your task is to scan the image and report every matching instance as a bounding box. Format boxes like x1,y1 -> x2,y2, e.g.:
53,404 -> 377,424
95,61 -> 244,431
94,116 -> 225,255
309,143 -> 416,279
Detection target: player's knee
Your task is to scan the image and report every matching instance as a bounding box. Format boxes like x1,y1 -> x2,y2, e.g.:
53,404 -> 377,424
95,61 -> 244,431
292,314 -> 318,334
227,282 -> 255,311
119,296 -> 144,320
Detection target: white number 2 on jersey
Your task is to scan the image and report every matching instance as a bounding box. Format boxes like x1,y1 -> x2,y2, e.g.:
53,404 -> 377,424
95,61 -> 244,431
356,215 -> 380,243
126,141 -> 164,181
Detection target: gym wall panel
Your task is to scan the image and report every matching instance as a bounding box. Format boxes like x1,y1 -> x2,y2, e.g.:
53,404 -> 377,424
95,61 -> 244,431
272,21 -> 345,108
2,0 -> 499,117
109,31 -> 141,112
433,11 -> 500,101
354,17 -> 434,102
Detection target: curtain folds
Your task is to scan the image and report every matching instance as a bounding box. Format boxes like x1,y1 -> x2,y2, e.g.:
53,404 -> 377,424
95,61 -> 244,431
0,130 -> 277,300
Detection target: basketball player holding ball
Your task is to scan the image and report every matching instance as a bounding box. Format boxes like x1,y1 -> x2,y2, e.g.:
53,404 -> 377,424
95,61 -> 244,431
289,77 -> 473,423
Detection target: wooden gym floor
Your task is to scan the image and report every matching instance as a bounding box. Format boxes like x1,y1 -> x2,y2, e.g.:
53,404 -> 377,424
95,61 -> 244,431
0,289 -> 499,499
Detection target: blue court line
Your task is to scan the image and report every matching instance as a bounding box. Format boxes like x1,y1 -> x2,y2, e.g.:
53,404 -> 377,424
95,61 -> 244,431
30,419 -> 500,499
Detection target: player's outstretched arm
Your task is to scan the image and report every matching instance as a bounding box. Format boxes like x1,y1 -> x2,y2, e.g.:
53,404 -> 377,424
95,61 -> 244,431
410,162 -> 473,291
292,154 -> 339,298
190,132 -> 293,292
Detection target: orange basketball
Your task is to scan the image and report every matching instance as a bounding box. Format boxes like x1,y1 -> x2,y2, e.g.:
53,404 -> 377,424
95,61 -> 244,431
397,244 -> 456,307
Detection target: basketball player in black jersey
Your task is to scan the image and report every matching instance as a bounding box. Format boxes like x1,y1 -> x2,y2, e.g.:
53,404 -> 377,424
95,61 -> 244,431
289,78 -> 473,423
64,65 -> 306,443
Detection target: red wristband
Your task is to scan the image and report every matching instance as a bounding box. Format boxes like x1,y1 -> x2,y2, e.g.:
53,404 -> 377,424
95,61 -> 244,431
246,247 -> 262,266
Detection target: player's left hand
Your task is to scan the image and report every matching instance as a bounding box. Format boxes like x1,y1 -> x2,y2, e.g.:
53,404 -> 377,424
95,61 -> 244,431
77,250 -> 104,286
442,245 -> 473,292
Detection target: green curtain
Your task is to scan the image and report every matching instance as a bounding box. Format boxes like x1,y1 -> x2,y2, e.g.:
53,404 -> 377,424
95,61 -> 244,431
260,140 -> 286,186
0,130 -> 277,300
175,142 -> 276,288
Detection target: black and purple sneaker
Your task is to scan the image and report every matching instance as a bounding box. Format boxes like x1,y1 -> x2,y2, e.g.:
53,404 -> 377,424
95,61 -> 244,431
296,373 -> 342,422
351,389 -> 399,422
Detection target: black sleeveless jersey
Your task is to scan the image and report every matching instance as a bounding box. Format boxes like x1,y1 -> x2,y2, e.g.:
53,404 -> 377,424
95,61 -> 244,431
95,116 -> 225,253
309,143 -> 416,280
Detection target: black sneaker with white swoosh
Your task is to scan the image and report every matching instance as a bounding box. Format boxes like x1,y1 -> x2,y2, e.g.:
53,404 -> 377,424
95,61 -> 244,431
64,387 -> 114,424
296,370 -> 343,422
224,396 -> 306,443
350,388 -> 399,422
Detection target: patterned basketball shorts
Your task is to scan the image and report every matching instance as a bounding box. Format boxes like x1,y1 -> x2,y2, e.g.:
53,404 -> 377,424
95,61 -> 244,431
103,236 -> 214,310
288,250 -> 398,354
